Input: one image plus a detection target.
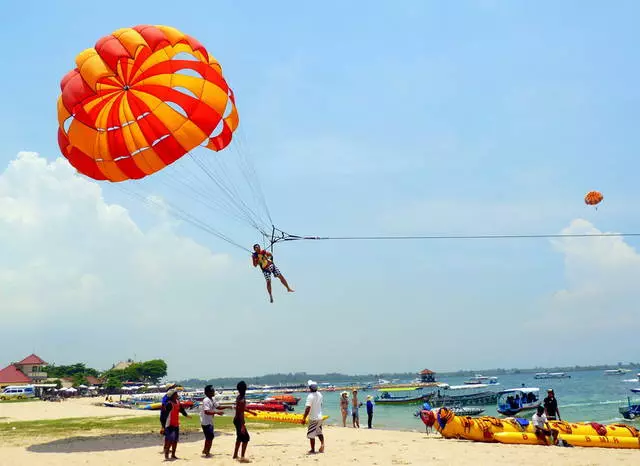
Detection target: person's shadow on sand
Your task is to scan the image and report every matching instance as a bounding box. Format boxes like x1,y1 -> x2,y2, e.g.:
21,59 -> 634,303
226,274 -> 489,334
27,431 -> 232,454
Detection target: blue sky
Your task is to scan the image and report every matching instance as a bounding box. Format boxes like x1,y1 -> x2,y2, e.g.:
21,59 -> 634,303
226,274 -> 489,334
0,1 -> 639,379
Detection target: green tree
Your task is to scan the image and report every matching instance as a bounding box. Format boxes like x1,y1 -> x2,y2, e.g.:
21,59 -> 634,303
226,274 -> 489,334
139,360 -> 167,383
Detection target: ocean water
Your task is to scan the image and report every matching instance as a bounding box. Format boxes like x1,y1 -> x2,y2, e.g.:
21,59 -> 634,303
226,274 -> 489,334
283,370 -> 640,431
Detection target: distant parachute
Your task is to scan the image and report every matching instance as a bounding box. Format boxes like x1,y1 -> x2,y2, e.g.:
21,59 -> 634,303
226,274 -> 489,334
584,191 -> 603,209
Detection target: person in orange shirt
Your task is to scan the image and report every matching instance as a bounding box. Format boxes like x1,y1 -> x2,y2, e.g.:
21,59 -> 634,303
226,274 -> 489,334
252,244 -> 294,303
163,390 -> 189,460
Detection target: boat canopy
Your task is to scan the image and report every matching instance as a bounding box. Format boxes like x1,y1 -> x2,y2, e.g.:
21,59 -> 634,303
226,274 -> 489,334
498,388 -> 540,395
446,384 -> 490,390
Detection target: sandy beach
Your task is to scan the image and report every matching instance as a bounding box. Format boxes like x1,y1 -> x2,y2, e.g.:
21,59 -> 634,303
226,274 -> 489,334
1,398 -> 638,465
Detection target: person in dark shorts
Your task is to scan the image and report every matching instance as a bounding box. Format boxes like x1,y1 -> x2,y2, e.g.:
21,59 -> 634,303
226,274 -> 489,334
163,390 -> 189,460
251,244 -> 294,303
543,389 -> 561,420
200,385 -> 228,457
233,381 -> 257,463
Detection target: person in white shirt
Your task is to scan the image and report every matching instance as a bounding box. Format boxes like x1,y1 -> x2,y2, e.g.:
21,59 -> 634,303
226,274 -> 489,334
200,385 -> 228,457
531,406 -> 558,445
301,380 -> 325,454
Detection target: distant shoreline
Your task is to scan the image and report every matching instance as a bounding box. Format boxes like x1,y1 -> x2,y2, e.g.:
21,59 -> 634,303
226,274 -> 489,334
174,363 -> 639,388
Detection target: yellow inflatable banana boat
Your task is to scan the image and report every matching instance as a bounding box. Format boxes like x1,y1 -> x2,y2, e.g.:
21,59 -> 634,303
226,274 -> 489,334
559,434 -> 640,449
434,408 -> 639,444
247,411 -> 329,424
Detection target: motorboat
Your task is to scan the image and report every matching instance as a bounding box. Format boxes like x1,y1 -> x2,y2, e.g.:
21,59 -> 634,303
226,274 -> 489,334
619,390 -> 640,420
463,375 -> 499,385
533,372 -> 571,379
496,388 -> 541,416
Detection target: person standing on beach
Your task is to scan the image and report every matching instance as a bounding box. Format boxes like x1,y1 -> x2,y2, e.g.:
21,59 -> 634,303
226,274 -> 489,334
352,389 -> 362,428
200,385 -> 227,458
163,390 -> 189,460
366,395 -> 374,429
233,381 -> 257,463
543,389 -> 561,420
302,380 -> 325,454
339,392 -> 349,427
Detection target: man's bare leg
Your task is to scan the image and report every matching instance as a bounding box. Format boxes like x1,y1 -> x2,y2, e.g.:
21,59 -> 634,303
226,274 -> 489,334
266,280 -> 273,303
278,275 -> 294,292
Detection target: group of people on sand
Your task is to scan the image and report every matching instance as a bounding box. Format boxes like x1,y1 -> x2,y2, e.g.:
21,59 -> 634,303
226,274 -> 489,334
339,389 -> 375,429
158,379 -> 326,462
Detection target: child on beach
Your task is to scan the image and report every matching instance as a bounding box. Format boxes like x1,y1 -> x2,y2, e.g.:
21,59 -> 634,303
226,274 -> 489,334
163,390 -> 189,460
233,381 -> 257,463
200,385 -> 228,457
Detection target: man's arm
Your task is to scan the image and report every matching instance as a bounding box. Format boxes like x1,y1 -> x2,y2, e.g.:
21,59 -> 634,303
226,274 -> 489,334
301,405 -> 311,424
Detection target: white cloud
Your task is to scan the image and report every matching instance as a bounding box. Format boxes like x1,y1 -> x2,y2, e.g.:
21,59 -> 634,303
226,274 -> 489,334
0,152 -> 254,377
525,219 -> 640,365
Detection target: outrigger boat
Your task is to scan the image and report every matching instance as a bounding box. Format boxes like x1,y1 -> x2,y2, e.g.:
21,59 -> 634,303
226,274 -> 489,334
375,387 -> 432,405
496,388 -> 541,416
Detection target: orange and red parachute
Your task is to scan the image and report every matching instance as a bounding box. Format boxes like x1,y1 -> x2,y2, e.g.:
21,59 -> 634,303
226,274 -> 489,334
584,190 -> 603,207
57,25 -> 239,182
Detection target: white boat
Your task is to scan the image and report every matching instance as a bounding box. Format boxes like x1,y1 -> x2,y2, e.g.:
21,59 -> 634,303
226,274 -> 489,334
463,375 -> 499,385
604,369 -> 631,376
533,372 -> 571,379
496,388 -> 541,415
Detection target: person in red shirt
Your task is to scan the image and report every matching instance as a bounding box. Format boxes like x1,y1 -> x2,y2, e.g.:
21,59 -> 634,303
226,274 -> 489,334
252,244 -> 294,303
163,390 -> 189,460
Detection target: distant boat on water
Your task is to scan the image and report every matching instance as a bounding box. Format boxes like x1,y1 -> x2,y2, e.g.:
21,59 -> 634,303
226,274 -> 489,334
463,375 -> 499,385
533,372 -> 571,379
604,369 -> 631,376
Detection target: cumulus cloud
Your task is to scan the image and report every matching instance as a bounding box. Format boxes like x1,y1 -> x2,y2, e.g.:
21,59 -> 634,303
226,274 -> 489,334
0,152 -> 255,377
528,219 -> 639,364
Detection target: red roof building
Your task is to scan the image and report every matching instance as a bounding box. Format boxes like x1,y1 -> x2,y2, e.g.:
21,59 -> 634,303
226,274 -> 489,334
0,364 -> 32,387
419,368 -> 436,383
17,354 -> 47,366
0,354 -> 49,388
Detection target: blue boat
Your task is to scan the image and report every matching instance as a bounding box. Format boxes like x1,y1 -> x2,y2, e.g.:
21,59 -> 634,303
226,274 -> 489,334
496,388 -> 541,416
619,390 -> 640,420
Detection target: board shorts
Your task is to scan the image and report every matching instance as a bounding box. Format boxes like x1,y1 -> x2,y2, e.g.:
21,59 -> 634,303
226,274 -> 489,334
164,426 -> 179,443
352,408 -> 359,420
201,424 -> 214,441
307,419 -> 323,439
261,263 -> 281,280
234,418 -> 250,443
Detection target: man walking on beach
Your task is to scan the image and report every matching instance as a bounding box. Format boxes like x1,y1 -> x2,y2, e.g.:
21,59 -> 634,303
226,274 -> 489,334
543,389 -> 561,421
302,380 -> 325,454
200,385 -> 227,458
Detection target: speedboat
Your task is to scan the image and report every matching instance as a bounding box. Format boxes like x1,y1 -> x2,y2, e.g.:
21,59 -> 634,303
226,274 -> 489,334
533,372 -> 571,379
496,388 -> 541,416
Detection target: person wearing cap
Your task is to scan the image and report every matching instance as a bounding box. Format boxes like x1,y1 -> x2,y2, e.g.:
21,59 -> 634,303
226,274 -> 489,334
251,244 -> 294,303
339,392 -> 349,427
543,389 -> 561,421
366,396 -> 375,429
162,390 -> 190,460
302,380 -> 325,454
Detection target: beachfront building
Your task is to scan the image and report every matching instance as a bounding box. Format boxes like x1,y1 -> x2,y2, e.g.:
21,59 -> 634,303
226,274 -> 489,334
0,354 -> 48,388
111,359 -> 135,371
419,368 -> 436,383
